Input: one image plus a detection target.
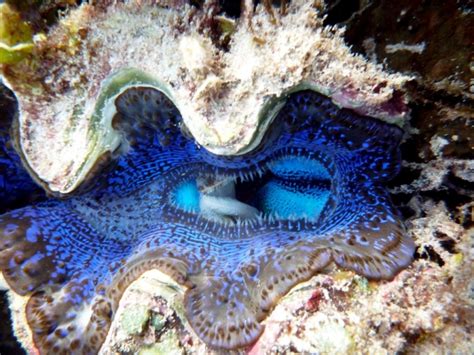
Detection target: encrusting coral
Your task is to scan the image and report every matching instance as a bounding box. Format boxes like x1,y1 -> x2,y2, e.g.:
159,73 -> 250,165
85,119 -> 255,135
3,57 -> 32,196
0,1 -> 421,354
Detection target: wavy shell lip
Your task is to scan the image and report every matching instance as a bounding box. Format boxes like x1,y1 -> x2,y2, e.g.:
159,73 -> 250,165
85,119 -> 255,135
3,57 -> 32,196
0,87 -> 414,353
1,0 -> 410,195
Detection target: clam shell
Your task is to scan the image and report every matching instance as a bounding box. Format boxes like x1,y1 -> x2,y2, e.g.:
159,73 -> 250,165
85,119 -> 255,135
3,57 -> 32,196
1,0 -> 409,194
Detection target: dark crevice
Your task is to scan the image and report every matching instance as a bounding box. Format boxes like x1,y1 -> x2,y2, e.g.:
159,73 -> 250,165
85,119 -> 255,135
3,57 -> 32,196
219,0 -> 241,18
458,0 -> 474,13
444,171 -> 474,195
398,139 -> 425,164
405,81 -> 474,109
0,84 -> 45,214
218,0 -> 287,19
386,166 -> 422,188
391,187 -> 472,228
397,205 -> 417,220
0,291 -> 26,355
434,231 -> 458,254
253,0 -> 285,9
189,0 -> 204,9
323,0 -> 362,26
419,190 -> 471,218
414,245 -> 445,267
456,204 -> 473,229
389,193 -> 418,220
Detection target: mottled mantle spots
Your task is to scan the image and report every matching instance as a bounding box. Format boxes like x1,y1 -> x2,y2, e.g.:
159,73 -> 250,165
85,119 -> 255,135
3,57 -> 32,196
0,89 -> 414,353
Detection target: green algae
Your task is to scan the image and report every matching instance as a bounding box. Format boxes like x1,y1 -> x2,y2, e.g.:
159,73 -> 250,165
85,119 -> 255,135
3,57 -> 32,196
138,331 -> 183,355
151,313 -> 167,332
0,4 -> 34,64
354,275 -> 371,293
119,304 -> 150,336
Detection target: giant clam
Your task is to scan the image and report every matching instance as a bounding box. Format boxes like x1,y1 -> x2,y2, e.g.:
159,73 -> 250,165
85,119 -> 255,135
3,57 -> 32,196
0,1 -> 413,353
